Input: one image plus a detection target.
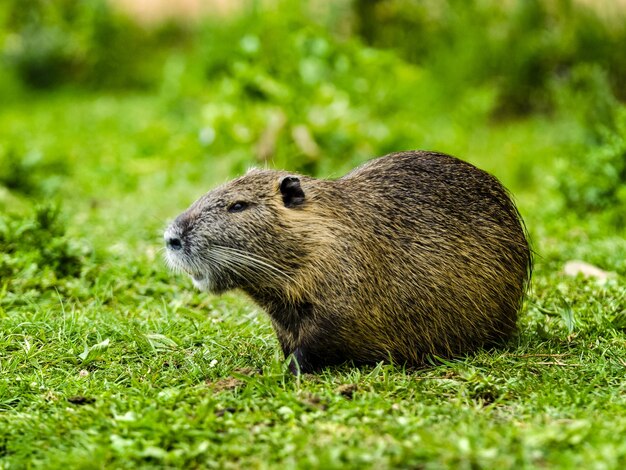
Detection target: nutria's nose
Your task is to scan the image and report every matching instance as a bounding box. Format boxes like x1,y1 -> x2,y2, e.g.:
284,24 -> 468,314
165,235 -> 183,251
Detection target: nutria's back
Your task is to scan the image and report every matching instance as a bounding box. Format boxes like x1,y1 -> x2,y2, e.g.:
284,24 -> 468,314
165,151 -> 532,373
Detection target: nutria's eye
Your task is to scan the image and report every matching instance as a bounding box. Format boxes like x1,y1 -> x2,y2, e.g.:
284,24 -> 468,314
228,201 -> 249,213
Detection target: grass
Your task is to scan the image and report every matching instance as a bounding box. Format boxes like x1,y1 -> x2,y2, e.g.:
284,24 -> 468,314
2,5 -> 626,467
1,90 -> 625,470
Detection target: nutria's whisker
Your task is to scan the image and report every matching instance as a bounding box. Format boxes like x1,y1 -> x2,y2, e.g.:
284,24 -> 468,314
164,252 -> 183,274
213,253 -> 288,285
212,245 -> 293,281
207,250 -> 253,281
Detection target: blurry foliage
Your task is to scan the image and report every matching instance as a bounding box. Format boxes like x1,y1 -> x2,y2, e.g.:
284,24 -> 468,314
0,0 -> 625,224
0,0 -> 187,89
553,64 -> 620,136
354,0 -> 626,116
175,10 -> 429,175
550,64 -> 626,227
0,205 -> 86,291
0,146 -> 67,196
2,0 -> 625,114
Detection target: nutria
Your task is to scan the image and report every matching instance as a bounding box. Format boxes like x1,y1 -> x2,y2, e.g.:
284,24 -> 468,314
164,151 -> 531,373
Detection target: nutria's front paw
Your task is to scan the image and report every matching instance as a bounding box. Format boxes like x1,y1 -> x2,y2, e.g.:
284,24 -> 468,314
288,347 -> 316,375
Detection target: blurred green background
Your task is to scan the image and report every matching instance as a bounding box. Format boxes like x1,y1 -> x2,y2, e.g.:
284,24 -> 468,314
1,0 -> 626,241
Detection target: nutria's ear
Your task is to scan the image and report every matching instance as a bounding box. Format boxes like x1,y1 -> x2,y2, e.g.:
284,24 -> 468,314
279,176 -> 305,208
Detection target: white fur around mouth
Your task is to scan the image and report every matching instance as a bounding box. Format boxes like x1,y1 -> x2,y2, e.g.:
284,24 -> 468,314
191,274 -> 214,291
178,265 -> 213,291
165,251 -> 212,290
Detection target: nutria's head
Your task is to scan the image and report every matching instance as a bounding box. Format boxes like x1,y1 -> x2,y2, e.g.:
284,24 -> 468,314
164,170 -> 310,293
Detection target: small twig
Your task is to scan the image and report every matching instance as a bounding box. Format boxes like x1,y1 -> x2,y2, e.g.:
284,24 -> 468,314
509,353 -> 569,358
535,361 -> 581,367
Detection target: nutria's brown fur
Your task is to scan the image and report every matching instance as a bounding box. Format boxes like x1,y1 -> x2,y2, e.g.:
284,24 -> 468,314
165,151 -> 531,373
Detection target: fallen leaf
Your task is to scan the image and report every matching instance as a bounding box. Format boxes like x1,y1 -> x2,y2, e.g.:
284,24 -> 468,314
563,260 -> 615,281
68,395 -> 96,405
207,377 -> 245,392
335,383 -> 358,399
